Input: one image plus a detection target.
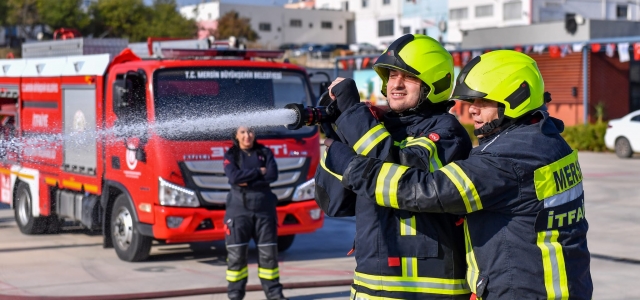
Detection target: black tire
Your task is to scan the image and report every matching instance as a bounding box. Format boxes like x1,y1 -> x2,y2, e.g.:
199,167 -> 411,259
111,194 -> 152,262
277,234 -> 295,252
14,181 -> 47,234
615,137 -> 633,158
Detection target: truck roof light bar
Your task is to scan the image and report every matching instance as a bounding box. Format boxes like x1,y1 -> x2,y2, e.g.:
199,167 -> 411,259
160,48 -> 285,60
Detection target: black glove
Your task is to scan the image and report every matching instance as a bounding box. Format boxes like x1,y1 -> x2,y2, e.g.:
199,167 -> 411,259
325,141 -> 357,175
332,78 -> 361,114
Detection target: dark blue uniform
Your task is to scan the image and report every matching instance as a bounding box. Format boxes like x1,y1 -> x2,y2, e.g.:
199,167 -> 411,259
223,144 -> 284,300
316,80 -> 473,299
331,111 -> 593,299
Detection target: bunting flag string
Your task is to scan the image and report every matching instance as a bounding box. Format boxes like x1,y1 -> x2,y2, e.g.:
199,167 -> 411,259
334,40 -> 640,71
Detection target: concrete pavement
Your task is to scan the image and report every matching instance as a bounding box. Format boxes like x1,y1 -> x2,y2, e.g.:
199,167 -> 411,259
0,151 -> 638,299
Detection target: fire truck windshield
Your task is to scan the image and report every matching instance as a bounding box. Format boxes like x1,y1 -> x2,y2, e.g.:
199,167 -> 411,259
153,68 -> 315,140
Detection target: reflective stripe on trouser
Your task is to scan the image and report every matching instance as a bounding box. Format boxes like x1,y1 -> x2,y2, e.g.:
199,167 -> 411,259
375,163 -> 409,209
353,124 -> 390,156
439,162 -> 483,213
353,271 -> 471,295
537,230 -> 569,300
350,287 -> 403,300
226,266 -> 249,282
258,267 -> 280,280
464,219 -> 480,294
404,137 -> 443,172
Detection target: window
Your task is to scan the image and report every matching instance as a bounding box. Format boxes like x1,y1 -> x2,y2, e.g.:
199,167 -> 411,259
450,7 -> 468,20
475,4 -> 493,18
378,19 -> 394,37
321,21 -> 333,29
207,13 -> 212,20
339,24 -> 343,29
362,0 -> 368,8
503,1 -> 522,20
309,22 -> 313,28
259,23 -> 271,32
402,26 -> 411,34
617,5 -> 628,19
415,29 -> 426,35
290,19 -> 302,27
631,115 -> 640,122
383,0 -> 390,4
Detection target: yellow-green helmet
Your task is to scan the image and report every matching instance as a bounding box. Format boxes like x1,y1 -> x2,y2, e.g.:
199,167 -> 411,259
374,34 -> 454,104
451,50 -> 545,119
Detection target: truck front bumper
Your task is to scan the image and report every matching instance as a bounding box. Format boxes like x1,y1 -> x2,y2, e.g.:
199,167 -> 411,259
149,200 -> 324,244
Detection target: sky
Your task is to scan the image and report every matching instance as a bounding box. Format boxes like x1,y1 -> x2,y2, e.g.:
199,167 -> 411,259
165,0 -> 292,7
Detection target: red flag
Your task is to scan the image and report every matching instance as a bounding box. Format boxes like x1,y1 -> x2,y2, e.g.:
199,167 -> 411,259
341,60 -> 348,70
348,59 -> 354,69
452,52 -> 461,66
591,43 -> 601,53
362,57 -> 370,68
634,43 -> 640,61
548,45 -> 561,58
514,46 -> 523,52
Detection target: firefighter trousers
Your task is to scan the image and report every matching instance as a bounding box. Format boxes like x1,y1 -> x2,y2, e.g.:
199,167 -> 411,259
225,214 -> 283,300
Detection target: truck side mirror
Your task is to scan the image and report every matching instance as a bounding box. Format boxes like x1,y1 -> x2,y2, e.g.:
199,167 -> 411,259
319,81 -> 331,97
113,70 -> 147,123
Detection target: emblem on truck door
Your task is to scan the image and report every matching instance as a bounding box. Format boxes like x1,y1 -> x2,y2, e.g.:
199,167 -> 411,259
126,143 -> 138,170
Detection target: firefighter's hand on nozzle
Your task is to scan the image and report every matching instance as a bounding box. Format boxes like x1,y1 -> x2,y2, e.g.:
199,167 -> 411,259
329,78 -> 361,114
328,77 -> 347,100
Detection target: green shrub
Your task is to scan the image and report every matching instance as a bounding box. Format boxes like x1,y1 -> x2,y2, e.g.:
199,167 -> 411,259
561,122 -> 608,152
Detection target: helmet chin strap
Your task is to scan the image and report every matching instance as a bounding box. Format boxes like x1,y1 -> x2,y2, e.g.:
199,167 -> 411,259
406,84 -> 431,113
473,103 -> 510,136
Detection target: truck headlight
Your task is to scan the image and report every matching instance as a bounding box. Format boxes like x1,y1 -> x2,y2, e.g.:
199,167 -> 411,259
159,177 -> 199,207
292,178 -> 315,201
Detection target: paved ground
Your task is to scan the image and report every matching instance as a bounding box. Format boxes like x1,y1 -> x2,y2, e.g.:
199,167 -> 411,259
0,151 -> 638,299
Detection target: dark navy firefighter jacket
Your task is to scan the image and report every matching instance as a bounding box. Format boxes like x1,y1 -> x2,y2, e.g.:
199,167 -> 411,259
329,110 -> 593,299
316,80 -> 473,299
224,144 -> 279,215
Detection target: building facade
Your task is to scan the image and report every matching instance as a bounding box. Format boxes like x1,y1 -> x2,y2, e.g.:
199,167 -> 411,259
180,1 -> 354,49
448,0 -> 640,46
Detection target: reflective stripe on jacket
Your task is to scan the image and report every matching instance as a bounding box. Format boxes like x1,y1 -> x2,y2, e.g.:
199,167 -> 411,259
318,102 -> 473,299
340,111 -> 593,299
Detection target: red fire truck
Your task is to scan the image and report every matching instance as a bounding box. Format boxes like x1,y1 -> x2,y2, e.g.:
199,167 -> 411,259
0,38 -> 325,261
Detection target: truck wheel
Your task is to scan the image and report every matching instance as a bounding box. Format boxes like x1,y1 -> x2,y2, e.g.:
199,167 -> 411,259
615,137 -> 633,158
277,234 -> 295,252
14,182 -> 47,234
111,194 -> 152,262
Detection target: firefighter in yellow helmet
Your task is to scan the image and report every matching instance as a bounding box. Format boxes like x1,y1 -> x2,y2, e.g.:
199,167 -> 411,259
315,34 -> 472,299
323,50 -> 593,299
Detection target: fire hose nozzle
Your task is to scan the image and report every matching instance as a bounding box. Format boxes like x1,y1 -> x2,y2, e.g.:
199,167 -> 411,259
284,91 -> 338,130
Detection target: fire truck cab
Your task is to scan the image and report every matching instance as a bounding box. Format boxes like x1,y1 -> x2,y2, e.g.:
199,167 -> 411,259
0,38 -> 325,261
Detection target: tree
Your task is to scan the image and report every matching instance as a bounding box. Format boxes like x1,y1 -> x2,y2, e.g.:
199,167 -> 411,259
89,0 -> 149,41
0,0 -> 8,26
215,11 -> 258,42
36,0 -> 90,33
5,0 -> 41,40
89,0 -> 196,42
144,0 -> 196,39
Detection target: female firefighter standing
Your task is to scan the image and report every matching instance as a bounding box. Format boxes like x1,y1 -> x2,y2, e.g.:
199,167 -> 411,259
223,126 -> 287,300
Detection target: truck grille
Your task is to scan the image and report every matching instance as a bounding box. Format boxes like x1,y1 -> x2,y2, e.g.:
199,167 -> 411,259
179,157 -> 309,208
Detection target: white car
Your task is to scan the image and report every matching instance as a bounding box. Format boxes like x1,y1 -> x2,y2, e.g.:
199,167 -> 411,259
604,110 -> 640,158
